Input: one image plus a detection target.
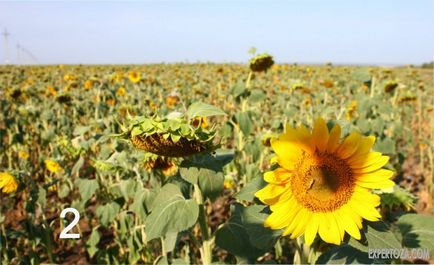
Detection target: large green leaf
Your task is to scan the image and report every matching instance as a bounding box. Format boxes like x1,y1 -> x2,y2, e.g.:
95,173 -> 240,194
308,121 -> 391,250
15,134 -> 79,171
215,204 -> 266,258
235,176 -> 266,201
179,167 -> 200,184
364,221 -> 401,250
240,205 -> 282,250
85,229 -> 101,257
186,102 -> 226,118
75,178 -> 99,202
235,112 -> 253,136
198,171 -> 224,201
96,202 -> 121,227
145,184 -> 199,241
316,245 -> 373,264
397,214 -> 434,256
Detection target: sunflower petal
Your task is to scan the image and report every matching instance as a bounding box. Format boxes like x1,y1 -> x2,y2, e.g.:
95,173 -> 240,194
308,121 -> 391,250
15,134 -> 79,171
304,213 -> 320,245
355,169 -> 394,182
349,198 -> 381,221
271,140 -> 302,170
326,124 -> 341,153
266,200 -> 300,229
312,118 -> 329,152
255,184 -> 287,204
338,208 -> 361,240
350,152 -> 383,168
290,209 -> 312,239
337,132 -> 362,159
356,179 -> 395,189
347,136 -> 376,162
318,213 -> 341,245
264,168 -> 292,184
282,205 -> 304,236
352,156 -> 390,173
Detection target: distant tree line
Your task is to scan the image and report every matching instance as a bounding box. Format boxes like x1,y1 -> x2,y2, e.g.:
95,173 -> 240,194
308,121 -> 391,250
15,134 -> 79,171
420,61 -> 433,68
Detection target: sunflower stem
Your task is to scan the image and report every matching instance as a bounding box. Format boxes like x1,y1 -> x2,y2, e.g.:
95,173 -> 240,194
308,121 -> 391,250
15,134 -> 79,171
161,237 -> 167,256
245,71 -> 253,89
194,184 -> 212,265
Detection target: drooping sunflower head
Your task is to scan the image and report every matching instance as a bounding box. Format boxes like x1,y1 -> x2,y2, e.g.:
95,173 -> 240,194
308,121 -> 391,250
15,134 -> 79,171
118,113 -> 217,157
384,81 -> 398,93
56,93 -> 73,104
255,118 -> 395,245
249,53 -> 275,72
143,153 -> 178,177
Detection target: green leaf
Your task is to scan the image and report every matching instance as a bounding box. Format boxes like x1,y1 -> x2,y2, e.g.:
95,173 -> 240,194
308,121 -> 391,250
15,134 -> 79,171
75,178 -> 99,202
71,156 -> 85,176
145,184 -> 199,241
96,202 -> 121,227
374,137 -> 396,155
240,205 -> 282,250
86,229 -> 101,257
131,126 -> 143,137
364,221 -> 401,250
150,183 -> 181,211
164,232 -> 178,254
58,183 -> 70,199
353,68 -> 371,83
235,176 -> 266,201
154,256 -> 168,265
397,214 -> 434,256
37,187 -> 46,209
118,179 -> 138,199
249,89 -> 266,103
235,112 -> 253,136
186,102 -> 226,118
73,125 -> 91,136
316,245 -> 373,264
198,171 -> 224,201
171,258 -> 188,265
179,167 -> 200,184
128,189 -> 151,221
215,204 -> 266,258
231,80 -> 247,98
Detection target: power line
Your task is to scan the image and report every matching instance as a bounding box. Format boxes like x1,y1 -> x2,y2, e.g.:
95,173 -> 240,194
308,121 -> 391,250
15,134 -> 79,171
2,28 -> 10,64
1,28 -> 39,64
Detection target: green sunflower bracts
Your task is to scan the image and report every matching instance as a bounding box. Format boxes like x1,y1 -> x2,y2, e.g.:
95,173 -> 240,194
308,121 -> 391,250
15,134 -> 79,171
117,102 -> 226,157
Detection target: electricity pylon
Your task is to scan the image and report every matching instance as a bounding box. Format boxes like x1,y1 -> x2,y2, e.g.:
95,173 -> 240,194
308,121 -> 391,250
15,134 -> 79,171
2,28 -> 10,64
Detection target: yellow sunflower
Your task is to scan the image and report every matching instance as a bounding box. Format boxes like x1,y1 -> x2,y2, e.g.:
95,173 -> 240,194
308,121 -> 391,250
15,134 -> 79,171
44,159 -> 64,173
0,172 -> 19,193
128,71 -> 141,83
255,118 -> 394,245
116,87 -> 126,97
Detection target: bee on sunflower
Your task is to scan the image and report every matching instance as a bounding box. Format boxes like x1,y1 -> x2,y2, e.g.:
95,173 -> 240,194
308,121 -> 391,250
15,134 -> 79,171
256,118 -> 395,245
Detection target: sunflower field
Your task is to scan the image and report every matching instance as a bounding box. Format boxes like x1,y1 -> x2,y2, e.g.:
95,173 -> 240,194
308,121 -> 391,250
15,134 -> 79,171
1,53 -> 433,264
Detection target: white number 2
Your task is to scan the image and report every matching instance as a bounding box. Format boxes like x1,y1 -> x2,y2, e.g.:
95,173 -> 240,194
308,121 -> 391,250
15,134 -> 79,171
59,208 -> 81,239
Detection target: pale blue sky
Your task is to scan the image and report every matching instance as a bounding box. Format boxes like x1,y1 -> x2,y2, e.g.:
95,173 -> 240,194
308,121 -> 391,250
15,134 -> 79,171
0,0 -> 433,65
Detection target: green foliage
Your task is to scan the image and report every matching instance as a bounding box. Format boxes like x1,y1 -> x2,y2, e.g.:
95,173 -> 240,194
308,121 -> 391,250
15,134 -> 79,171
397,214 -> 434,256
145,184 -> 199,241
186,102 -> 227,119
